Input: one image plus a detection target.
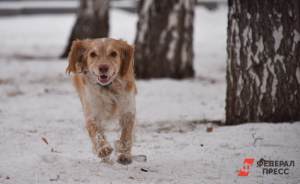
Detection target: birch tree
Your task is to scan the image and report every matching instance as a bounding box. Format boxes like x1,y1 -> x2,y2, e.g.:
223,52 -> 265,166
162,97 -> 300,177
134,0 -> 195,79
61,0 -> 109,58
226,0 -> 300,124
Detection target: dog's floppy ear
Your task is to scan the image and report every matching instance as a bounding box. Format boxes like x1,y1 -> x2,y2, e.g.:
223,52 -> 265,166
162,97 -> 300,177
118,40 -> 134,78
66,39 -> 89,74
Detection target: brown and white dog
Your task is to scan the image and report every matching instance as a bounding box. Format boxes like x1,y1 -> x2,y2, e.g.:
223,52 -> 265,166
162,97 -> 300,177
66,38 -> 136,165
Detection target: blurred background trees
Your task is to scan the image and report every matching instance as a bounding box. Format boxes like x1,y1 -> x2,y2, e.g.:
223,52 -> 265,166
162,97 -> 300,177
61,0 -> 110,58
2,0 -> 299,124
134,0 -> 195,79
226,0 -> 300,124
59,0 -> 196,78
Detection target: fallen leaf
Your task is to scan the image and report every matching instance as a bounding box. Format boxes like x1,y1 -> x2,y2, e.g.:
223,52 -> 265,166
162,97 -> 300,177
7,90 -> 23,97
206,127 -> 213,133
140,168 -> 148,172
41,137 -> 49,145
0,78 -> 12,85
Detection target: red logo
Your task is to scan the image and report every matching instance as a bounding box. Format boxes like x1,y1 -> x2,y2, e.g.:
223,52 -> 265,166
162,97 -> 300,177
238,158 -> 255,176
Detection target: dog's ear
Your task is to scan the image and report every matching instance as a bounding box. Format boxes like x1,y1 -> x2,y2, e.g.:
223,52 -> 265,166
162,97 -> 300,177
66,40 -> 89,74
118,40 -> 134,78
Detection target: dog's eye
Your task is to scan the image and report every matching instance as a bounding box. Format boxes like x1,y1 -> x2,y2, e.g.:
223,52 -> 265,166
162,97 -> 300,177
109,51 -> 117,58
90,51 -> 97,58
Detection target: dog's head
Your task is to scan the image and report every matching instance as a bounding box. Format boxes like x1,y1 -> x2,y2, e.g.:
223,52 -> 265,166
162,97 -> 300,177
66,38 -> 134,86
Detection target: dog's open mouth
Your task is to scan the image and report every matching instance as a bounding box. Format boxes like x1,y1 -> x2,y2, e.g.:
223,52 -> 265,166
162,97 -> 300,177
97,74 -> 111,85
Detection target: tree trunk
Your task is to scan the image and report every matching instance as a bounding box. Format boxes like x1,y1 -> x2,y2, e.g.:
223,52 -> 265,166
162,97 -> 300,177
226,0 -> 300,124
134,0 -> 195,79
61,0 -> 109,58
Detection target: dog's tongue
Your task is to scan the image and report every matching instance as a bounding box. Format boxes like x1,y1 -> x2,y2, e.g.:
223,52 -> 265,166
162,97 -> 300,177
98,75 -> 109,83
100,75 -> 108,80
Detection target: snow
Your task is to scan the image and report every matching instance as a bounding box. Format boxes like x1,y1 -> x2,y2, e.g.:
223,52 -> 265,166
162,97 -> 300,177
293,29 -> 300,51
296,67 -> 300,84
288,9 -> 293,17
194,5 -> 227,81
266,59 -> 278,101
0,1 -> 78,9
0,5 -> 300,184
180,42 -> 188,69
260,66 -> 268,95
254,36 -> 264,64
242,25 -> 251,47
274,54 -> 285,72
166,1 -> 180,61
0,14 -> 76,57
273,25 -> 283,52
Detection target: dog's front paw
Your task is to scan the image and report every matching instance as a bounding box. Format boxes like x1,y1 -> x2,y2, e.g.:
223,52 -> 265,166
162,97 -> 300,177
97,145 -> 113,158
117,154 -> 132,165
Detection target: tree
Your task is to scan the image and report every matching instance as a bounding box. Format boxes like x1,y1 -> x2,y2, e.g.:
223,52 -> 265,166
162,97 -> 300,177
61,0 -> 109,58
226,0 -> 300,124
134,0 -> 195,79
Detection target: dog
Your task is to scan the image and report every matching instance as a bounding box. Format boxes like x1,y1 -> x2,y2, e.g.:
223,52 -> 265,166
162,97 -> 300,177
66,38 -> 136,165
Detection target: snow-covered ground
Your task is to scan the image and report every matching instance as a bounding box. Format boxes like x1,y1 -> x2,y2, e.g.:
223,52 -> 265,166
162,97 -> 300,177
0,6 -> 299,184
0,1 -> 78,9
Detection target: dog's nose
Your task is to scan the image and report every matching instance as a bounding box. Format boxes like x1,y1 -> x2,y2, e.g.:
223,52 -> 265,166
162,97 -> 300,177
99,65 -> 109,73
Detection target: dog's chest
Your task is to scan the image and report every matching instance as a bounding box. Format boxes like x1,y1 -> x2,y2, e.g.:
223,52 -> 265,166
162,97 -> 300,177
86,87 -> 131,120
